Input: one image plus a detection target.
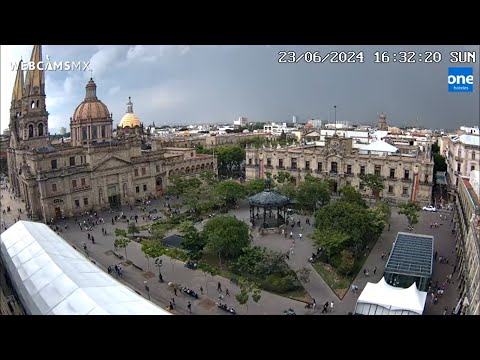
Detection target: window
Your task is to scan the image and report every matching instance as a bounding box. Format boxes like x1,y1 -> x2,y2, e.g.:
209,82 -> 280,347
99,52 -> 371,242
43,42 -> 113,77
142,167 -> 146,175
81,178 -> 86,186
359,182 -> 365,190
317,162 -> 323,172
72,180 -> 77,188
136,186 -> 140,193
390,168 -> 395,179
424,174 -> 429,183
38,123 -> 44,136
471,165 -> 476,171
305,161 -> 310,170
267,158 -> 272,167
28,124 -> 34,138
190,152 -> 194,157
52,183 -> 57,192
143,184 -> 147,192
388,185 -> 394,193
374,165 -> 381,176
134,169 -> 139,176
360,166 -> 365,176
346,165 -> 352,174
101,125 -> 106,138
404,170 -> 410,180
279,159 -> 284,168
82,127 -> 87,140
92,126 -> 98,140
156,165 -> 160,173
51,159 -> 57,169
331,162 -> 337,173
457,163 -> 461,172
291,158 -> 297,170
402,187 -> 408,195
473,152 -> 476,160
84,198 -> 88,206
75,199 -> 80,207
248,159 -> 252,165
70,156 -> 75,166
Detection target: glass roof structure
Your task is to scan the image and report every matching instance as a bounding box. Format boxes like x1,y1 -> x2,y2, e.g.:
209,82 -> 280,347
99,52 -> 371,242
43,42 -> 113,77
385,232 -> 433,278
0,221 -> 171,315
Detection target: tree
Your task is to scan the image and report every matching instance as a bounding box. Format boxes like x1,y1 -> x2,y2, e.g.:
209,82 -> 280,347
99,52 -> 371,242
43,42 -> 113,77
141,240 -> 165,273
202,216 -> 250,261
312,228 -> 350,260
199,170 -> 218,186
398,201 -> 421,226
235,277 -> 261,313
115,228 -> 127,238
295,174 -> 330,211
273,171 -> 295,184
339,185 -> 367,207
214,180 -> 247,205
114,237 -> 131,260
244,179 -> 266,196
368,201 -> 391,235
166,176 -> 202,197
215,145 -> 246,176
360,174 -> 385,200
178,221 -> 206,258
338,250 -> 355,275
127,223 -> 140,238
433,153 -> 447,172
296,266 -> 311,283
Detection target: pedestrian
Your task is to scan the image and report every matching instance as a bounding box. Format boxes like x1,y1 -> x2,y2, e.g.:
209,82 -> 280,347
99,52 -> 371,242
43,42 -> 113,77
217,282 -> 222,292
174,288 -> 177,296
322,302 -> 329,313
299,233 -> 302,240
200,286 -> 203,294
373,266 -> 377,275
171,297 -> 175,305
187,302 -> 192,313
169,301 -> 174,310
289,231 -> 293,239
330,301 -> 334,312
312,298 -> 316,310
91,236 -> 95,244
434,251 -> 438,260
226,288 -> 230,296
443,306 -> 448,315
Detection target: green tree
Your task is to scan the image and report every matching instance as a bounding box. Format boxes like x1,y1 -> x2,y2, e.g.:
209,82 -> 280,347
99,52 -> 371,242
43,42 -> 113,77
214,180 -> 247,205
202,216 -> 250,261
141,240 -> 165,273
360,174 -> 385,199
431,141 -> 440,154
215,145 -> 246,176
339,185 -> 367,207
244,179 -> 266,196
312,228 -> 350,260
199,170 -> 218,186
114,237 -> 131,260
178,221 -> 206,258
338,250 -> 355,275
127,223 -> 140,238
166,176 -> 202,197
398,201 -> 421,226
235,277 -> 261,313
433,153 -> 447,172
115,228 -> 127,238
232,246 -> 266,277
369,201 -> 391,235
273,171 -> 295,184
295,174 -> 330,211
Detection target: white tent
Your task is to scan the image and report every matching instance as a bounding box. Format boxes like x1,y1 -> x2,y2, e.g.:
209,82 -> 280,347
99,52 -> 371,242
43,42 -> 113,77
0,221 -> 171,315
358,140 -> 398,155
354,277 -> 427,315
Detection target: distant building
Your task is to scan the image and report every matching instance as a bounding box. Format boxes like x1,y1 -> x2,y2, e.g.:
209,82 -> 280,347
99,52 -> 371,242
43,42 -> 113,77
460,126 -> 479,135
377,112 -> 388,130
234,117 -> 248,128
307,119 -> 322,128
59,127 -> 66,136
454,170 -> 480,315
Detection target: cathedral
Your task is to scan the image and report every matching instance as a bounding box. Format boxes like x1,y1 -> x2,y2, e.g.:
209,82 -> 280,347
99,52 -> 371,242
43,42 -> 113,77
7,45 -> 216,222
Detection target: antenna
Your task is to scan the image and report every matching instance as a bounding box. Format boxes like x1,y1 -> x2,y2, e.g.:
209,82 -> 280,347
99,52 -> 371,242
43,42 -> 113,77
334,105 -> 337,135
89,69 -> 93,79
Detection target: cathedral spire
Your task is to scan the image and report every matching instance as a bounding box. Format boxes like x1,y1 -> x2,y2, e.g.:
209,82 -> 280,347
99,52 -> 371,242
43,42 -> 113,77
85,78 -> 98,101
24,45 -> 45,96
12,60 -> 24,102
126,97 -> 134,113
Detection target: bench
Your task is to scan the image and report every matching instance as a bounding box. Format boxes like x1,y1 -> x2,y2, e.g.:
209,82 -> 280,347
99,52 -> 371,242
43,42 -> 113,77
113,251 -> 124,259
132,263 -> 143,271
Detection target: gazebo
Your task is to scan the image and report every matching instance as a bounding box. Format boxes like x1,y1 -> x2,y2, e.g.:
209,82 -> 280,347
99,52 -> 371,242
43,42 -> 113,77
247,178 -> 290,229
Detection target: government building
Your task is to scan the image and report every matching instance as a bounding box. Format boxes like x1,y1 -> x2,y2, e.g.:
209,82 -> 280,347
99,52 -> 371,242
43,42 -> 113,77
245,127 -> 434,204
7,45 -> 216,222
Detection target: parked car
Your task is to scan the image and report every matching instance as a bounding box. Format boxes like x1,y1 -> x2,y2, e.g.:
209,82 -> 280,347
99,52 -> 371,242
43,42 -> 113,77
422,205 -> 437,212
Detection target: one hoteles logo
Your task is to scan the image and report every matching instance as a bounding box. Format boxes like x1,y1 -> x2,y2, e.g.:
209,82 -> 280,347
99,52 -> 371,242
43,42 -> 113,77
11,55 -> 91,72
448,67 -> 474,93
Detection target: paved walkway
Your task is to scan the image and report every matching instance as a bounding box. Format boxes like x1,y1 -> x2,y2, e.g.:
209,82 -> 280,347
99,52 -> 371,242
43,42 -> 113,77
0,185 -> 459,315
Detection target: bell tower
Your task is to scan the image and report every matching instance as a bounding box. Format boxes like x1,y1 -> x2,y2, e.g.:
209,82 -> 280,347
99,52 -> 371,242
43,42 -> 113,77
19,45 -> 49,147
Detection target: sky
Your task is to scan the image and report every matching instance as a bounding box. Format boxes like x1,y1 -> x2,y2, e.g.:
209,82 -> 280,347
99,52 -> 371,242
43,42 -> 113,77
1,45 -> 479,134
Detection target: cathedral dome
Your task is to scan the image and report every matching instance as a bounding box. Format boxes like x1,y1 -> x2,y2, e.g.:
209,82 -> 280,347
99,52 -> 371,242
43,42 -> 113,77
72,78 -> 111,123
118,97 -> 141,128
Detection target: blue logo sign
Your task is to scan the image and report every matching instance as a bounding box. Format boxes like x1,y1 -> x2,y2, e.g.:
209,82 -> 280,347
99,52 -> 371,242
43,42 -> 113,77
448,67 -> 474,92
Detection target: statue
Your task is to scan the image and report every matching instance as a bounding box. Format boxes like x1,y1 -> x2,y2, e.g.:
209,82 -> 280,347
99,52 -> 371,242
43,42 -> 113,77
265,174 -> 272,190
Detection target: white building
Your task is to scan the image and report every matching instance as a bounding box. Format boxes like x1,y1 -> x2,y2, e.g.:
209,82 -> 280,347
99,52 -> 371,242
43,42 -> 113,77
234,117 -> 248,127
59,127 -> 67,135
460,126 -> 480,135
263,122 -> 292,136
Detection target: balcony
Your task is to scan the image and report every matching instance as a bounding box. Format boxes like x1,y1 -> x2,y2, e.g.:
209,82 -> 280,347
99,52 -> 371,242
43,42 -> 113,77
357,173 -> 366,177
387,177 -> 397,181
345,172 -> 354,177
276,165 -> 285,170
315,169 -> 324,174
72,185 -> 91,193
264,164 -> 274,169
455,156 -> 463,162
401,178 -> 411,183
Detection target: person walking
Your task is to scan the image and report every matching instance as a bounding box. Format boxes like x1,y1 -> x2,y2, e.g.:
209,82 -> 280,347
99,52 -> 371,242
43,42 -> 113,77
373,266 -> 377,275
200,286 -> 204,295
174,288 -> 177,296
187,302 -> 192,313
330,301 -> 334,312
217,282 -> 222,292
226,289 -> 230,296
299,233 -> 303,240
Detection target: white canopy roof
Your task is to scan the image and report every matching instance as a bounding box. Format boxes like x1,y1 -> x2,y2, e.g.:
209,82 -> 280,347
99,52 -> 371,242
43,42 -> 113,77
355,277 -> 427,315
359,140 -> 398,154
0,221 -> 171,315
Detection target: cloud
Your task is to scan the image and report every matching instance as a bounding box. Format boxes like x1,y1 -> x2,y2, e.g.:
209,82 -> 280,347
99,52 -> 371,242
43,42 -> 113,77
125,45 -> 190,63
108,86 -> 121,96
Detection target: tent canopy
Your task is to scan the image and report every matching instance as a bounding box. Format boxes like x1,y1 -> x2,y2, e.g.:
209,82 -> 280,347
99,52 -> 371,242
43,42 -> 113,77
356,277 -> 427,315
359,140 -> 398,154
0,221 -> 171,315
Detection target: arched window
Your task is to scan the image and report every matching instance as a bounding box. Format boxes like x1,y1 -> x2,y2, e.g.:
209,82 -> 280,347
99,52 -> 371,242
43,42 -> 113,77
38,123 -> 44,136
28,124 -> 34,138
36,100 -> 40,108
82,127 -> 88,140
31,101 -> 35,109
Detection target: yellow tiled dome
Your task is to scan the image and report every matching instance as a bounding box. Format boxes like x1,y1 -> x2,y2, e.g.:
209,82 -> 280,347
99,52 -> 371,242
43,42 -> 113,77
119,113 -> 141,128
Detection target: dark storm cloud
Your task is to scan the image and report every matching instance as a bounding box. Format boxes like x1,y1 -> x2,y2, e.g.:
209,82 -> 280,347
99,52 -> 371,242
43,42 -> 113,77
2,45 -> 478,133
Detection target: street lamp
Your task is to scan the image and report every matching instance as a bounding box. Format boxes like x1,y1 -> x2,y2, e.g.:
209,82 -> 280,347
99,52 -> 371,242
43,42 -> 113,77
155,258 -> 163,282
144,280 -> 151,300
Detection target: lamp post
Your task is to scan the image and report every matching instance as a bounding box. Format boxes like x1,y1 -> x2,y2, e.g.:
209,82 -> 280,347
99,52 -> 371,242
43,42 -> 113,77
155,258 -> 163,282
144,280 -> 151,300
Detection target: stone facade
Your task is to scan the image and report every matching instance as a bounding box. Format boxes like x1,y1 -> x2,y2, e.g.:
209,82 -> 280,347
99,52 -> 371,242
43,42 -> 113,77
245,134 -> 434,205
7,46 -> 216,222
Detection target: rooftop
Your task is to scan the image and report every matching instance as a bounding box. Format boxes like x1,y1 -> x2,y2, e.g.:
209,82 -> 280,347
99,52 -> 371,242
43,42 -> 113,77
248,189 -> 289,207
385,232 -> 434,278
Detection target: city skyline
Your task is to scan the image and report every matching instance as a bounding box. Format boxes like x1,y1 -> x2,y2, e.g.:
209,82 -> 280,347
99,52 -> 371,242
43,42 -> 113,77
1,45 -> 479,133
